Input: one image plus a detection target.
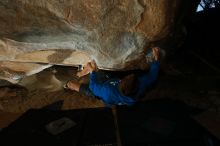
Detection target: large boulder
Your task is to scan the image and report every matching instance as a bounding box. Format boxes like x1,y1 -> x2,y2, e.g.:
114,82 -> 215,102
0,61 -> 52,83
0,0 -> 199,83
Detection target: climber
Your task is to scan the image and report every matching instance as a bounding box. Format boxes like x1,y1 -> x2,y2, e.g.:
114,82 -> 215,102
64,47 -> 161,106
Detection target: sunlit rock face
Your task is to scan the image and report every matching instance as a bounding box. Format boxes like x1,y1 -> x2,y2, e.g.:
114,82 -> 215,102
0,0 -> 197,83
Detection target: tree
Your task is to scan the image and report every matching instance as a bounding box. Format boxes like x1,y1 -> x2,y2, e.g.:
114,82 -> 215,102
200,0 -> 220,10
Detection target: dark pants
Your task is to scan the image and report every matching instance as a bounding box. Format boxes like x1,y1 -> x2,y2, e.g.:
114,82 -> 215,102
78,70 -> 144,98
79,84 -> 95,97
78,71 -> 112,98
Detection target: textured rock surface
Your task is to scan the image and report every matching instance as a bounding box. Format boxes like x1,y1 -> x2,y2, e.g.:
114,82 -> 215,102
0,0 -> 198,83
0,61 -> 52,83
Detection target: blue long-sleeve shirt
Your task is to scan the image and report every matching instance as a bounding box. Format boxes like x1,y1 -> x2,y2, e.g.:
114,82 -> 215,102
89,61 -> 160,105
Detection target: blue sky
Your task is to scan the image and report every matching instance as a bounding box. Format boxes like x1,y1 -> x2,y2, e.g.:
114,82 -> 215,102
197,4 -> 204,12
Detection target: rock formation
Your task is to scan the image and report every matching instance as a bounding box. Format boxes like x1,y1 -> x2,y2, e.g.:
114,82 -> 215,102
0,0 -> 199,83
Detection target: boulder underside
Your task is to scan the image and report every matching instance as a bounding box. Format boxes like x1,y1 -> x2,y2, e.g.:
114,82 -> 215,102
0,0 -> 197,83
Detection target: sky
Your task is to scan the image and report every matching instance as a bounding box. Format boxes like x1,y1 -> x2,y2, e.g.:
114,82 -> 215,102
197,4 -> 204,12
